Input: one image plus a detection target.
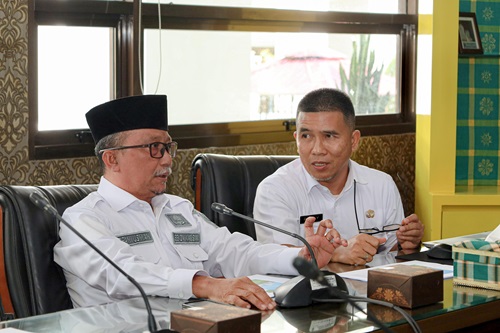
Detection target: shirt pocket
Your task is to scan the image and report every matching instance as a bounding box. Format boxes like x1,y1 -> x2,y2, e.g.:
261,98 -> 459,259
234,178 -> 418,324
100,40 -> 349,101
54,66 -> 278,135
131,243 -> 161,264
175,245 -> 209,263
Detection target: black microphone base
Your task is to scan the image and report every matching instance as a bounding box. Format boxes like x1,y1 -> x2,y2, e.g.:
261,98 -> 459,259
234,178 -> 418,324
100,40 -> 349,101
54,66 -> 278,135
274,271 -> 349,308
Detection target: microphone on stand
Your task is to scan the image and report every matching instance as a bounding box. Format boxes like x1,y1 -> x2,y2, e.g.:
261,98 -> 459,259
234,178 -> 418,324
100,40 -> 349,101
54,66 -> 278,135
29,192 -> 172,333
211,202 -> 348,308
211,202 -> 317,267
293,257 -> 417,333
293,257 -> 350,301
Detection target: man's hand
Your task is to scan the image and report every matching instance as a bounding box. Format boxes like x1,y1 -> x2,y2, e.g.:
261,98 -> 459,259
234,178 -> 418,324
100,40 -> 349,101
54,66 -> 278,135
299,217 -> 348,268
330,233 -> 385,265
192,275 -> 276,310
396,214 -> 424,250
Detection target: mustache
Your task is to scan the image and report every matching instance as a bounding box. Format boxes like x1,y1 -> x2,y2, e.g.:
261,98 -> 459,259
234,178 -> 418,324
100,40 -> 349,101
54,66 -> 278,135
154,167 -> 172,177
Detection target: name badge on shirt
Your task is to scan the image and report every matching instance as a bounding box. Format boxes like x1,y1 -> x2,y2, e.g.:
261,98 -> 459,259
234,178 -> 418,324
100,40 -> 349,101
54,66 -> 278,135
300,214 -> 323,224
173,233 -> 201,245
118,231 -> 153,246
166,213 -> 192,227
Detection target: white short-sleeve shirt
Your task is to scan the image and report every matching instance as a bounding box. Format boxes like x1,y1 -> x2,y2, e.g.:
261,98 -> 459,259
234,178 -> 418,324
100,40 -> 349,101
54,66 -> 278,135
253,159 -> 404,253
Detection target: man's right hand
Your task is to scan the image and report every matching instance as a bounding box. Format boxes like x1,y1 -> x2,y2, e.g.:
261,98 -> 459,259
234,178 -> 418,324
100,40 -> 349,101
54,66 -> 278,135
192,275 -> 276,311
330,233 -> 385,265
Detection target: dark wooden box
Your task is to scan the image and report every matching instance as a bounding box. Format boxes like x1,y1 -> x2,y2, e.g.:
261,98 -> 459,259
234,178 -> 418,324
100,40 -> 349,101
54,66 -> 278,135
367,264 -> 443,309
171,301 -> 261,333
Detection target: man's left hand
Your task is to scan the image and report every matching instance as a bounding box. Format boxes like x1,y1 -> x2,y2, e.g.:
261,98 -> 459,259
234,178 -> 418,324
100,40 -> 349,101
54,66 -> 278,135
298,217 -> 348,268
396,214 -> 424,250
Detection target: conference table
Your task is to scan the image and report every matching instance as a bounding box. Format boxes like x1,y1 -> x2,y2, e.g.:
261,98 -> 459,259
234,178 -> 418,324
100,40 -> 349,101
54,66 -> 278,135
1,244 -> 500,332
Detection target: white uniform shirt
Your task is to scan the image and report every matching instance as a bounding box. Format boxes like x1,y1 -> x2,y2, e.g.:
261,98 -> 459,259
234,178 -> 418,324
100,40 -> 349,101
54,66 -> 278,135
54,177 -> 300,307
254,159 -> 404,253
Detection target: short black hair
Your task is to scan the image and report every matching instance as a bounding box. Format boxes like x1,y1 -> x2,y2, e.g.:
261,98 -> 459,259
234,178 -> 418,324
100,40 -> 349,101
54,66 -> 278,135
296,88 -> 355,129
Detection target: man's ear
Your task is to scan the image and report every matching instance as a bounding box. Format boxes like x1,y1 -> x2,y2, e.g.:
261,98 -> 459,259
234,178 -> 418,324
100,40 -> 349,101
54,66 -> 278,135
101,151 -> 120,172
351,129 -> 361,151
293,131 -> 300,154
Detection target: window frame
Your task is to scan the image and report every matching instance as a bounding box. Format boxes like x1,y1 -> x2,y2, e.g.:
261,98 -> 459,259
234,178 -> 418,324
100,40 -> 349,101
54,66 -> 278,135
29,1 -> 417,160
28,0 -> 134,159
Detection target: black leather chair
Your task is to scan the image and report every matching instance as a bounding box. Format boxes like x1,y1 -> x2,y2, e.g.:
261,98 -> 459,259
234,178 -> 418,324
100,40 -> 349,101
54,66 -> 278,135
191,154 -> 297,239
0,184 -> 98,318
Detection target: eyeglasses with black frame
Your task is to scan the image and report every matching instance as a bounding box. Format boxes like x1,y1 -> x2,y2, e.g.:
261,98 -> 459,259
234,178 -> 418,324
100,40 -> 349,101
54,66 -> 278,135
99,141 -> 178,159
353,179 -> 401,235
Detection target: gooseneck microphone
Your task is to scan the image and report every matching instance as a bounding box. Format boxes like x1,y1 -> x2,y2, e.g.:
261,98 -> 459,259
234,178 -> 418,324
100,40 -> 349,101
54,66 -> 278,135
29,192 -> 170,333
211,202 -> 350,308
293,257 -> 356,304
293,256 -> 325,283
293,257 -> 422,333
211,202 -> 317,267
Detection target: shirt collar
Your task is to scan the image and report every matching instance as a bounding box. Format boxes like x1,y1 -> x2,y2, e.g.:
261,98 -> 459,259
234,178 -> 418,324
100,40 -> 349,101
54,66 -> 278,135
349,160 -> 368,185
300,159 -> 369,194
301,163 -> 321,193
97,176 -> 170,212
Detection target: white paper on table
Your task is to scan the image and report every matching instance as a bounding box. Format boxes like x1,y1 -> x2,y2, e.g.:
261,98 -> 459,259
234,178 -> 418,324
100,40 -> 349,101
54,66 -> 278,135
337,260 -> 454,282
248,274 -> 290,297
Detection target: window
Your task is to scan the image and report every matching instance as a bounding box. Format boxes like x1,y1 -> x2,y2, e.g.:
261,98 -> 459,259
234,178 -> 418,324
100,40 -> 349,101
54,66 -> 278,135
30,0 -> 417,160
143,31 -> 400,124
37,26 -> 113,131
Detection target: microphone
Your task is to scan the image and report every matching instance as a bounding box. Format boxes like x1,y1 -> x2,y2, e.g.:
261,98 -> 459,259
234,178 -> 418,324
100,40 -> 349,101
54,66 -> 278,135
29,191 -> 171,333
293,256 -> 325,283
211,202 -> 317,267
292,257 -> 421,333
293,257 -> 348,300
211,202 -> 348,308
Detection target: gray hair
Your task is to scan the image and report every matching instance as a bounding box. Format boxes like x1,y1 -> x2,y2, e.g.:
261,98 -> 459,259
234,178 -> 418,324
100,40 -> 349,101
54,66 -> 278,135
94,132 -> 126,172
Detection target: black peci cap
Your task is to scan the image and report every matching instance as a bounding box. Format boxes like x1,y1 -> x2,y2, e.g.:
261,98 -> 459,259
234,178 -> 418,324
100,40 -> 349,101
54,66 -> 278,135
85,95 -> 168,143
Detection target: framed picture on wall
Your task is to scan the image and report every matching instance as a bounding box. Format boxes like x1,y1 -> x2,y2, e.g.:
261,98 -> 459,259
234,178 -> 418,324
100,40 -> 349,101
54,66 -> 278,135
459,12 -> 483,54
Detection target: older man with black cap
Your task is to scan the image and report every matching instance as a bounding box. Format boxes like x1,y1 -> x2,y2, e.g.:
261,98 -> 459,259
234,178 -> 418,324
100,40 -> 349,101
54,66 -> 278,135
54,95 -> 347,311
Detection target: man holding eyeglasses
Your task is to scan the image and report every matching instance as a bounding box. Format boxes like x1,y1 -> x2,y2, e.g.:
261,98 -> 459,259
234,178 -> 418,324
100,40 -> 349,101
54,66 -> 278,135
54,95 -> 346,311
253,88 -> 424,266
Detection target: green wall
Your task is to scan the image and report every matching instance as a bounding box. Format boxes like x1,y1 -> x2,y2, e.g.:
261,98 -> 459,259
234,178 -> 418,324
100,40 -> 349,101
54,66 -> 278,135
456,0 -> 500,185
